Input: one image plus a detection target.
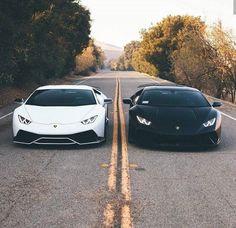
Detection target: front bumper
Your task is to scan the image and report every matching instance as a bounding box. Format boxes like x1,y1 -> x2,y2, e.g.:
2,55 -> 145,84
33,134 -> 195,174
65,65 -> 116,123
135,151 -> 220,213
130,119 -> 221,146
13,130 -> 104,145
134,129 -> 220,146
12,110 -> 106,145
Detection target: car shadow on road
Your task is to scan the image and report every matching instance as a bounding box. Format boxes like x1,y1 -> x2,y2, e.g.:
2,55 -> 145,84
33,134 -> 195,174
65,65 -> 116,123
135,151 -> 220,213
130,142 -> 222,153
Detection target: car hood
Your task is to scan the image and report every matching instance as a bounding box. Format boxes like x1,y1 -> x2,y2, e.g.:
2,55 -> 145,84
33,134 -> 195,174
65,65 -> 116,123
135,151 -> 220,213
23,104 -> 98,124
134,105 -> 216,134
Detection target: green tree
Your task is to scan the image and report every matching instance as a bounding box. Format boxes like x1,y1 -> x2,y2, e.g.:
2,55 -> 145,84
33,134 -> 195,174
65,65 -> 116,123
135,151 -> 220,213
171,28 -> 218,91
0,0 -> 91,86
75,40 -> 105,75
123,41 -> 140,70
209,22 -> 236,102
132,49 -> 158,76
110,41 -> 140,71
139,15 -> 205,79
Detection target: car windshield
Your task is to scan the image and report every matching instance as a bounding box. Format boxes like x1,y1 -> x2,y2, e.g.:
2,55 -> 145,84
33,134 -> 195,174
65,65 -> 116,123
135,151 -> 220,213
26,89 -> 97,106
138,89 -> 210,107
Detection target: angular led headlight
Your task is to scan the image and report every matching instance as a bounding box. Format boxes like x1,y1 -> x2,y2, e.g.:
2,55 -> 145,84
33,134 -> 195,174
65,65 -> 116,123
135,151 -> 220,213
203,118 -> 216,127
81,115 -> 98,125
136,115 -> 151,126
18,115 -> 32,125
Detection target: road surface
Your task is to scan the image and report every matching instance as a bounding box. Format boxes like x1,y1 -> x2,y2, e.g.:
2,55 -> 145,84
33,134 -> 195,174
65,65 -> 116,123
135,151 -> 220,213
1,71 -> 236,228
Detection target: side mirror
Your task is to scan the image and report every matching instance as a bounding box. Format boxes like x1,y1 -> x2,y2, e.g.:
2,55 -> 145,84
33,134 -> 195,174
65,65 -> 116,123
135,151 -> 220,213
212,101 -> 222,107
14,98 -> 24,104
104,98 -> 113,104
123,98 -> 132,105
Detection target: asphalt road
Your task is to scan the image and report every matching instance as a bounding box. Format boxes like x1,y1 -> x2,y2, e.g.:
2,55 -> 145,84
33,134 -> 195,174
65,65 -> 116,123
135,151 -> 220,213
1,71 -> 236,228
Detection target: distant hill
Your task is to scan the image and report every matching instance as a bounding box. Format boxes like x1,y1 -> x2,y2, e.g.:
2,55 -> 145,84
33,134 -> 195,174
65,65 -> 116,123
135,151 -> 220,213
95,41 -> 123,62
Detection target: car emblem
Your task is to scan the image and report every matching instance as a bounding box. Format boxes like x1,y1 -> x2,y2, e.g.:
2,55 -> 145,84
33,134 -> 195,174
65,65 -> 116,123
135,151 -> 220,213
53,125 -> 57,128
176,126 -> 180,130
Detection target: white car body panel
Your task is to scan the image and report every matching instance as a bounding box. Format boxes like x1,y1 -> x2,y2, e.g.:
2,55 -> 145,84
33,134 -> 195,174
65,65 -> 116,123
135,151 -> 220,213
24,105 -> 98,124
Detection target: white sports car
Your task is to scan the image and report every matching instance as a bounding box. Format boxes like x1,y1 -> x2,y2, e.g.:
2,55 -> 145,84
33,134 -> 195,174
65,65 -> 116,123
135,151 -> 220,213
13,85 -> 112,145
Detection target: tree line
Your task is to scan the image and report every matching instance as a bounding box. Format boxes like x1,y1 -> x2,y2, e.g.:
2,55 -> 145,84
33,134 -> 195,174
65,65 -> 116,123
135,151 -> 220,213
111,15 -> 236,103
0,0 -> 104,87
75,40 -> 105,76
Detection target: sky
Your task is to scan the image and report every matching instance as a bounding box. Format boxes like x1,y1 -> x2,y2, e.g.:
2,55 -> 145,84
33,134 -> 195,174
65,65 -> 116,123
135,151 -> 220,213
80,0 -> 236,47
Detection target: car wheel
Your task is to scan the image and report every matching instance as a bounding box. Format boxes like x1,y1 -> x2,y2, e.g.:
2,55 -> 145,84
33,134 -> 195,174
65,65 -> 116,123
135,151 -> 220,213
103,118 -> 107,143
128,121 -> 136,144
106,106 -> 108,121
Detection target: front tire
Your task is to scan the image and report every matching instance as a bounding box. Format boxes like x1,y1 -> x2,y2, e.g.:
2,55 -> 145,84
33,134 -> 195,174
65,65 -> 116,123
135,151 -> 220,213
103,118 -> 107,143
128,121 -> 136,144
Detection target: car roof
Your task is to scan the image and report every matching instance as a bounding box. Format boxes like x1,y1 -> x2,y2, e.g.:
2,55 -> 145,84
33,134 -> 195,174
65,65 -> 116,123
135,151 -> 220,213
143,85 -> 200,92
36,85 -> 93,91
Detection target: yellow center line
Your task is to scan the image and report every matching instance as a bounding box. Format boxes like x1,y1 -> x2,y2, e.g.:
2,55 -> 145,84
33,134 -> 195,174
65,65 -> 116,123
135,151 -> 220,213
118,78 -> 133,228
103,203 -> 115,228
103,78 -> 133,228
103,78 -> 118,227
108,77 -> 119,192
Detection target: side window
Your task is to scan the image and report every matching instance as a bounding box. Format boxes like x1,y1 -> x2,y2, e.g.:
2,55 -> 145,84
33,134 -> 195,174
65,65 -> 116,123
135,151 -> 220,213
95,93 -> 100,104
93,89 -> 103,104
134,96 -> 140,104
131,89 -> 143,104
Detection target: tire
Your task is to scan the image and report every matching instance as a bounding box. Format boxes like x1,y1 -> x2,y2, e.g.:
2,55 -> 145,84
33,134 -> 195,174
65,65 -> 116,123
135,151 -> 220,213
128,121 -> 136,144
102,108 -> 108,144
103,118 -> 107,143
106,105 -> 108,122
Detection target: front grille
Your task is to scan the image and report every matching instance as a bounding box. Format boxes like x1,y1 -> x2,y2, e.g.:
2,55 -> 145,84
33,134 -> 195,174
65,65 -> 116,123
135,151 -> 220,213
35,138 -> 74,144
135,129 -> 219,146
14,130 -> 39,143
70,130 -> 98,143
14,130 -> 100,145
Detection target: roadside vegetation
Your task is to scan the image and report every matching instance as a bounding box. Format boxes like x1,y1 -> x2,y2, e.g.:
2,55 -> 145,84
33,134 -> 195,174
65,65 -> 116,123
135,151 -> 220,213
0,0 -> 104,106
112,15 -> 236,103
0,0 -> 104,86
75,40 -> 105,76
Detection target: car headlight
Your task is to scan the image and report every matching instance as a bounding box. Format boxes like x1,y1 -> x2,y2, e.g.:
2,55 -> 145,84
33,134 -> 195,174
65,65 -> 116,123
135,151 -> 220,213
81,115 -> 98,125
203,118 -> 216,127
136,116 -> 151,126
18,115 -> 32,125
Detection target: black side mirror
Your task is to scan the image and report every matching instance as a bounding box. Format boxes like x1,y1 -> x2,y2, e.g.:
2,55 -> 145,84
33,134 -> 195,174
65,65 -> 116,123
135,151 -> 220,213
14,98 -> 24,104
123,98 -> 132,105
104,98 -> 113,104
212,101 -> 222,107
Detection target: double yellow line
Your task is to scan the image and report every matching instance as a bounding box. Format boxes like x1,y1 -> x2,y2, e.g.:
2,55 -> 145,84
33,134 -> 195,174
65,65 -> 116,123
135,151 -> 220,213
103,78 -> 133,228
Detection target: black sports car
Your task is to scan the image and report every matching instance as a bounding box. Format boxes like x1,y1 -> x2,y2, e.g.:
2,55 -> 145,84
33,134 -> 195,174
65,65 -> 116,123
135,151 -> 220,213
123,84 -> 222,147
